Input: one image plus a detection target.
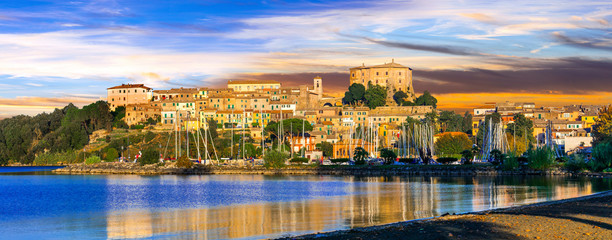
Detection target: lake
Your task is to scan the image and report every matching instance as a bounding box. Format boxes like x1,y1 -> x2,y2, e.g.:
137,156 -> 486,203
0,167 -> 610,239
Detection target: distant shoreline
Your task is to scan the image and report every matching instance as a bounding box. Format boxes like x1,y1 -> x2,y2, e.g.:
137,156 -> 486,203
278,190 -> 612,240
52,162 -> 612,178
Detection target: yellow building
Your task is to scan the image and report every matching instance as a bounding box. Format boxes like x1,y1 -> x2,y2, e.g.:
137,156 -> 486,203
580,115 -> 598,129
107,84 -> 152,110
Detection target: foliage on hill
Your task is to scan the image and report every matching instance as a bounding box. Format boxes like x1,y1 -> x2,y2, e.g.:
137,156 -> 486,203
0,101 -> 115,165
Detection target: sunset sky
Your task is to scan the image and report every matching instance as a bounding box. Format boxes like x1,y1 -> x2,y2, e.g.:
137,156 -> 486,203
1,0 -> 611,118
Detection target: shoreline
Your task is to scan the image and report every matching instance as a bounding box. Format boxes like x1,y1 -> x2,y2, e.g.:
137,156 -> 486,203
278,190 -> 612,239
52,162 -> 612,178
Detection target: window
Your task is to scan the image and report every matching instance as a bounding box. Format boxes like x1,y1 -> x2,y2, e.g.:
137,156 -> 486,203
376,72 -> 379,76
399,72 -> 401,76
385,72 -> 388,75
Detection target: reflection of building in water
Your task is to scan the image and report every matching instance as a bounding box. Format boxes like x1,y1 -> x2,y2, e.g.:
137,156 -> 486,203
103,176 -> 599,239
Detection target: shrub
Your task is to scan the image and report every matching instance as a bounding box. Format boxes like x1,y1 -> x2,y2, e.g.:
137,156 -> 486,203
105,148 -> 118,162
527,147 -> 555,170
264,150 -> 288,169
489,149 -> 505,165
130,124 -> 145,130
290,157 -> 309,164
565,154 -> 587,172
379,148 -> 397,165
176,156 -> 194,168
139,148 -> 160,166
85,156 -> 101,165
502,155 -> 519,171
436,157 -> 458,165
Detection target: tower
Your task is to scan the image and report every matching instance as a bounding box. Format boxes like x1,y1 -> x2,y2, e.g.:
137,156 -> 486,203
314,76 -> 323,96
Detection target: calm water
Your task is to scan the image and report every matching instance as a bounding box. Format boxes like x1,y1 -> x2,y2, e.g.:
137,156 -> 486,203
0,167 -> 611,239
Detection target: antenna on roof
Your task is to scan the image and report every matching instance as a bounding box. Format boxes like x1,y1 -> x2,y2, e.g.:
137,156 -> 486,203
392,58 -> 394,63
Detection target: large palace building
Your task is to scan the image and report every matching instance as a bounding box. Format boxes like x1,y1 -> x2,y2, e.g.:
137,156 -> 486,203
349,60 -> 415,104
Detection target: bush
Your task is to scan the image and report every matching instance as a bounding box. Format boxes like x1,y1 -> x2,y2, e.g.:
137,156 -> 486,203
264,150 -> 288,169
353,147 -> 368,165
290,157 -> 309,164
436,157 -> 458,165
591,142 -> 612,171
105,148 -> 118,162
502,155 -> 519,171
489,149 -> 505,165
330,158 -> 349,163
565,154 -> 587,172
527,147 -> 555,170
139,148 -> 160,166
85,156 -> 101,165
176,155 -> 193,168
130,124 -> 145,130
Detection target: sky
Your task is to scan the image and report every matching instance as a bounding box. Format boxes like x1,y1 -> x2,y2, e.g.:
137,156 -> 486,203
0,0 -> 611,118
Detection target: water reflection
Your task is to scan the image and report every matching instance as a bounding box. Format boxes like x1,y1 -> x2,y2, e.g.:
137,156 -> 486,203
103,176 -> 606,239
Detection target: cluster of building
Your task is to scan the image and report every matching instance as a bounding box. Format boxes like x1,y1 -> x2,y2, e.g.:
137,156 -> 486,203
107,61 -> 431,159
472,102 -> 601,155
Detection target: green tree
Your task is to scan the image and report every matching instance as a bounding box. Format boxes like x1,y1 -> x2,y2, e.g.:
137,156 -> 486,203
435,132 -> 472,155
105,148 -> 118,162
380,148 -> 397,165
348,83 -> 366,103
414,91 -> 437,108
206,118 -> 219,139
461,149 -> 474,164
364,82 -> 387,109
593,106 -> 612,144
462,111 -> 473,134
393,91 -> 408,106
353,147 -> 368,165
506,113 -> 535,149
490,149 -> 505,165
316,142 -> 334,157
591,141 -> 612,171
139,148 -> 160,165
263,150 -> 288,169
342,91 -> 354,105
476,112 -> 502,149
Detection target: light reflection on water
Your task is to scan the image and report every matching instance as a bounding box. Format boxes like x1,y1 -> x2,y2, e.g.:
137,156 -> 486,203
0,174 -> 610,239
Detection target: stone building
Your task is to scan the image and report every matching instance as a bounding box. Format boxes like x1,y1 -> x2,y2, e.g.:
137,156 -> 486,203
349,60 -> 415,104
107,84 -> 153,110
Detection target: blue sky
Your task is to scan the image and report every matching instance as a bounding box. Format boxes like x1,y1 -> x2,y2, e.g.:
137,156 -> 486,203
0,0 -> 611,116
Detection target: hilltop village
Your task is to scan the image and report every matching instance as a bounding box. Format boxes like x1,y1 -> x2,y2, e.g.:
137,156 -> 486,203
107,60 -> 601,161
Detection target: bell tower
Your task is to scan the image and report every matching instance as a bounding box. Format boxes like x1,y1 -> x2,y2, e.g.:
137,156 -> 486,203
314,76 -> 322,96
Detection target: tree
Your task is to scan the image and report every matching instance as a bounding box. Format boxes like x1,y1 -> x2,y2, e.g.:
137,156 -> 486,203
263,150 -> 288,169
342,91 -> 354,105
348,83 -> 366,103
139,148 -> 160,165
353,147 -> 368,165
506,113 -> 535,150
435,132 -> 472,155
265,118 -> 313,142
591,141 -> 612,171
476,112 -> 502,149
414,91 -> 437,108
438,111 -> 463,133
206,118 -> 219,140
105,148 -> 118,162
462,111 -> 473,134
364,82 -> 387,109
393,91 -> 408,106
317,142 -> 333,157
380,148 -> 397,165
461,149 -> 474,164
593,106 -> 612,144
489,149 -> 505,165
